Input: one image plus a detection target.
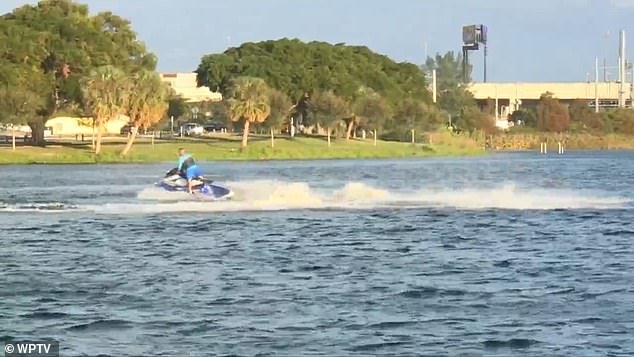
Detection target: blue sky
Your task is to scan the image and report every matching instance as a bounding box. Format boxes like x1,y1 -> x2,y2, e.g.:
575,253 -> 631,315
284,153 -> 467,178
3,0 -> 634,82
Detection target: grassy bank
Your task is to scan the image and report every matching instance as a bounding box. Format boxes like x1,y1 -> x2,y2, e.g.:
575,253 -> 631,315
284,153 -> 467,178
491,133 -> 634,151
0,134 -> 484,164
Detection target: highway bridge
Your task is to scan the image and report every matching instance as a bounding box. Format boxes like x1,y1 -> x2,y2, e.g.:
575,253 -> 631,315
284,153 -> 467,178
468,81 -> 633,119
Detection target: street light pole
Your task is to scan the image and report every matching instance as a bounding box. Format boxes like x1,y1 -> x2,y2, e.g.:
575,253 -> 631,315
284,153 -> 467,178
595,57 -> 600,113
432,69 -> 437,103
483,44 -> 487,83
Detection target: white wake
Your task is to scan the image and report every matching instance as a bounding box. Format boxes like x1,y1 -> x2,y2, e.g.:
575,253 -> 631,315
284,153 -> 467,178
85,181 -> 629,214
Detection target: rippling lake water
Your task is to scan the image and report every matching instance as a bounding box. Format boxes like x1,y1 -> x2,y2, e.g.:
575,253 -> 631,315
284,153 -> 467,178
1,151 -> 634,356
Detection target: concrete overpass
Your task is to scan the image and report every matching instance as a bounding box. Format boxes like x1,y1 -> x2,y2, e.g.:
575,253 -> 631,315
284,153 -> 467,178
468,81 -> 633,120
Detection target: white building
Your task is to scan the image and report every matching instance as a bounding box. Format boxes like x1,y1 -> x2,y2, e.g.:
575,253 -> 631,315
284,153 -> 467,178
160,72 -> 222,103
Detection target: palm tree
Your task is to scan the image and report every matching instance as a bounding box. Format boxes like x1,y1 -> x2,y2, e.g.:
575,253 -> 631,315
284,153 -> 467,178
227,77 -> 271,148
120,70 -> 169,156
81,66 -> 129,155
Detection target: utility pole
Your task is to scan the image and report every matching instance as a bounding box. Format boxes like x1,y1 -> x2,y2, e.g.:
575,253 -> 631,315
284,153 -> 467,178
595,57 -> 600,113
631,61 -> 634,107
619,29 -> 626,108
424,41 -> 428,61
483,44 -> 487,82
432,69 -> 437,103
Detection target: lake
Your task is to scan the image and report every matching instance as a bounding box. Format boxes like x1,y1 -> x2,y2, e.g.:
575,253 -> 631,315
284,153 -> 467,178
1,152 -> 633,356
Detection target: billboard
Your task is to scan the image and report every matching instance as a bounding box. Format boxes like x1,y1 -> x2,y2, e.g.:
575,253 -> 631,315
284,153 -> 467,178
463,25 -> 487,46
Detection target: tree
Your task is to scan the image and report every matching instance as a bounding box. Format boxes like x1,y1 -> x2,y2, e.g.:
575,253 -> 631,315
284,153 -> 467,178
384,98 -> 444,141
423,51 -> 477,123
209,101 -> 232,130
569,100 -> 602,131
602,108 -> 634,135
1,0 -> 155,146
80,66 -> 129,155
353,90 -> 392,142
310,90 -> 349,145
227,77 -> 271,148
266,89 -> 293,132
461,107 -> 498,135
536,92 -> 570,132
395,98 -> 427,130
167,95 -> 188,123
0,69 -> 48,149
264,89 -> 292,147
121,70 -> 169,156
196,38 -> 431,110
509,108 -> 537,127
397,98 -> 444,131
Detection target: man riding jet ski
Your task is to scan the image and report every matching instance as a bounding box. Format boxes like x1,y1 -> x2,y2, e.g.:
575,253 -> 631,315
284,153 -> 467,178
177,147 -> 202,194
155,148 -> 233,200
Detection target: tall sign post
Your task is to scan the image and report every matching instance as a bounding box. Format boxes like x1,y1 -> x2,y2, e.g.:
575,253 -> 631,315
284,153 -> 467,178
462,24 -> 488,83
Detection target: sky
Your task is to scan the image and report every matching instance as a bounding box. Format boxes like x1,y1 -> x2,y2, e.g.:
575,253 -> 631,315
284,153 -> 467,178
3,0 -> 634,82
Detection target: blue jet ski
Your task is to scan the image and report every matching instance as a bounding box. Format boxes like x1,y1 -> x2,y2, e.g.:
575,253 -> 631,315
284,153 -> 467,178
157,168 -> 234,200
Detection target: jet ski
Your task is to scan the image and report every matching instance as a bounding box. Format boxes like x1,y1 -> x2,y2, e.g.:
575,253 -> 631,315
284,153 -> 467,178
157,168 -> 234,200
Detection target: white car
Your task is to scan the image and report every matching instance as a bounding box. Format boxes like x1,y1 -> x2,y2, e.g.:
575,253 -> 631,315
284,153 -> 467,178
181,123 -> 204,136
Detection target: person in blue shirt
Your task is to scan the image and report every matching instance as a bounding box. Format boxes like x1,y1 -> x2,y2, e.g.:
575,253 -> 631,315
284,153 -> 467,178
177,148 -> 202,194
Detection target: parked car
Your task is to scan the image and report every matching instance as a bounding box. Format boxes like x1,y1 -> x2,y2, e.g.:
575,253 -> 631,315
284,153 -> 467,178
180,123 -> 204,136
120,124 -> 132,135
203,121 -> 228,133
120,125 -> 151,135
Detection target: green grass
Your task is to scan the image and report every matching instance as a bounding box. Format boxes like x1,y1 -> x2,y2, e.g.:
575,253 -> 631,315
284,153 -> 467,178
0,134 -> 485,164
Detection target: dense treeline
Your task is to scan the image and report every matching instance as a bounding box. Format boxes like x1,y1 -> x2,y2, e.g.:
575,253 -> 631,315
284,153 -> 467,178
196,39 -> 497,142
197,39 -> 431,106
509,93 -> 634,136
5,0 -> 633,153
0,0 -> 169,153
0,1 -> 495,151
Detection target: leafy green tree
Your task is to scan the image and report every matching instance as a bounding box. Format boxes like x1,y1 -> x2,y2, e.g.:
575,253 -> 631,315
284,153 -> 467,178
167,95 -> 188,122
1,0 -> 155,145
602,108 -> 634,135
227,77 -> 271,148
384,98 -> 445,141
265,89 -> 293,132
0,66 -> 48,127
121,70 -> 169,156
0,67 -> 49,149
509,108 -> 537,127
209,102 -> 232,130
569,101 -> 602,132
423,51 -> 477,126
310,90 -> 349,144
263,89 -> 292,147
353,91 -> 393,140
80,65 -> 129,154
460,106 -> 498,135
196,38 -> 431,110
536,92 -> 570,132
395,98 -> 427,130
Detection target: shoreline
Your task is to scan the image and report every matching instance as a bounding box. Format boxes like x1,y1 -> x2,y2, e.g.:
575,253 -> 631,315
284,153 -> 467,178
3,133 -> 634,165
0,136 -> 486,165
0,151 -> 487,165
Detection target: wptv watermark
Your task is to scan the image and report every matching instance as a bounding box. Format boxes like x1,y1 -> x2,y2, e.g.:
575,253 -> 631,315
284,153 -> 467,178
4,341 -> 59,357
